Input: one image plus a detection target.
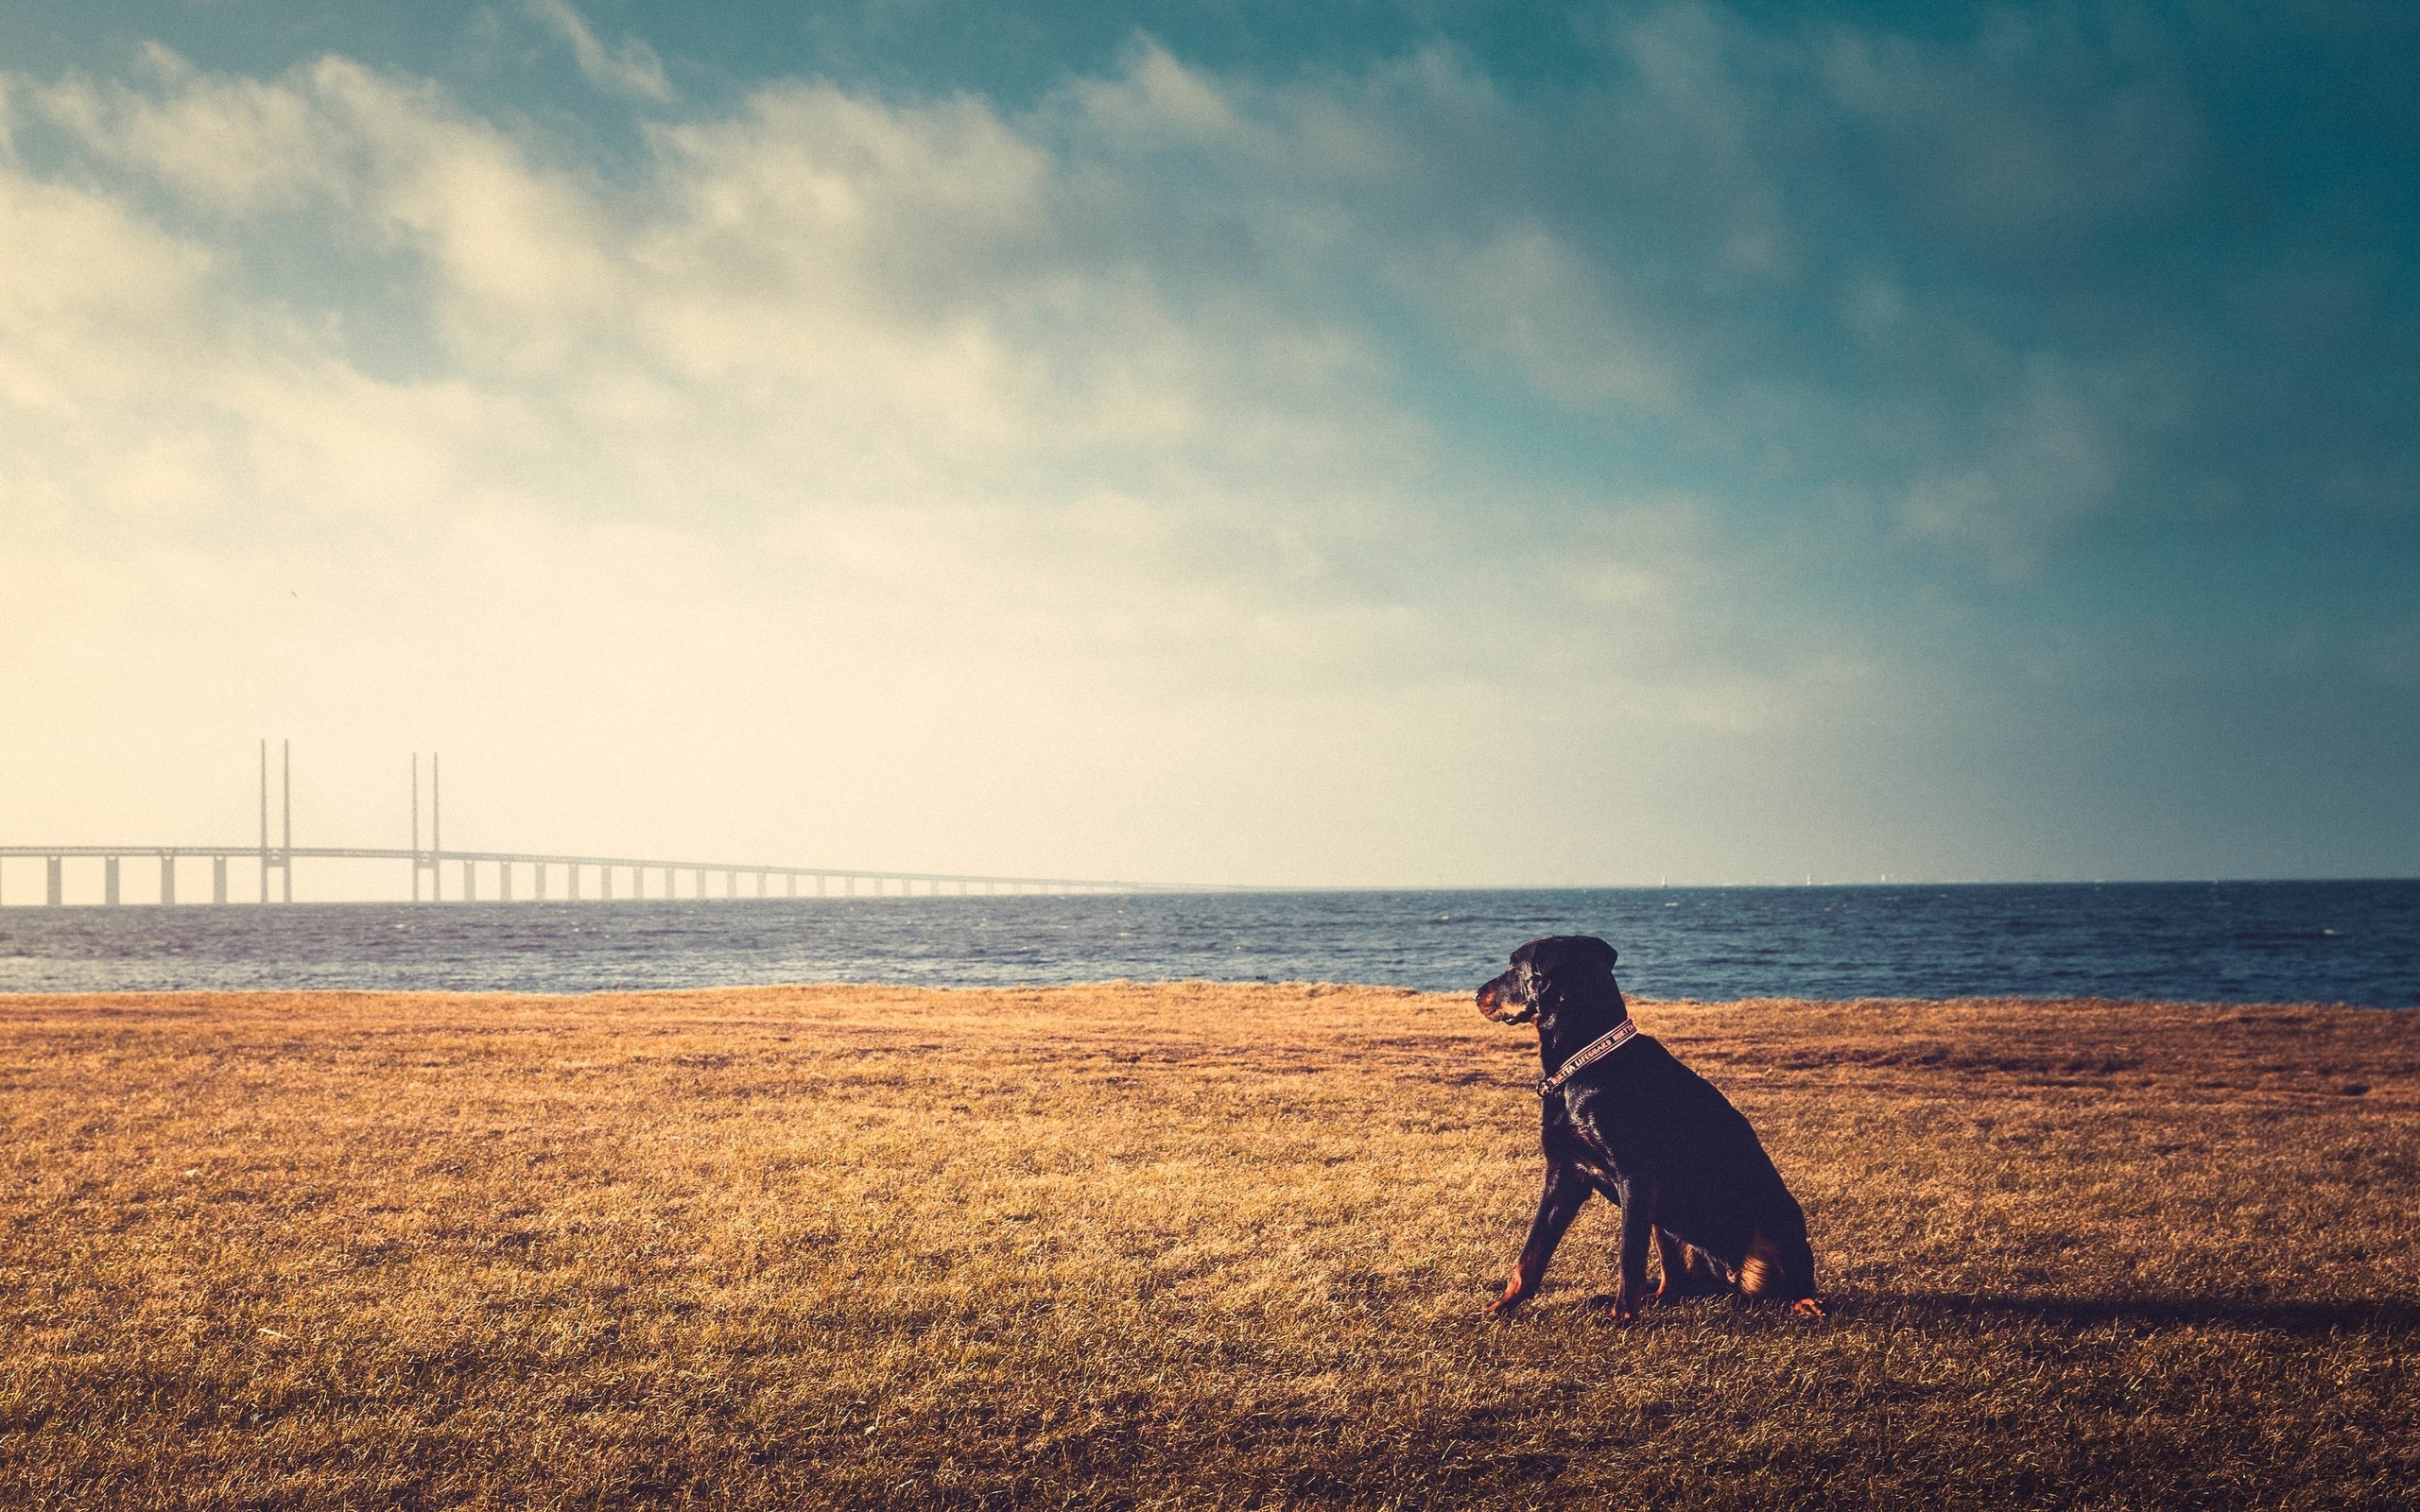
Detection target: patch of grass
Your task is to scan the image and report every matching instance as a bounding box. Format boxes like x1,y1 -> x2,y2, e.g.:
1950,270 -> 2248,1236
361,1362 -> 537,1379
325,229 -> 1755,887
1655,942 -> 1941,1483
3,984 -> 2416,1508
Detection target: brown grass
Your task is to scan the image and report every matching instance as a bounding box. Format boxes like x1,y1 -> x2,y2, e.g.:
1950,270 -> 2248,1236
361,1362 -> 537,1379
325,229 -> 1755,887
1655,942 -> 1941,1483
4,984 -> 2417,1509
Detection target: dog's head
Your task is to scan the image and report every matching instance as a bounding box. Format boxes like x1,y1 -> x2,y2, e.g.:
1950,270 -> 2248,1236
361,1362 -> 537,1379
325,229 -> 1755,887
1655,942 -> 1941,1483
1477,936 -> 1621,1025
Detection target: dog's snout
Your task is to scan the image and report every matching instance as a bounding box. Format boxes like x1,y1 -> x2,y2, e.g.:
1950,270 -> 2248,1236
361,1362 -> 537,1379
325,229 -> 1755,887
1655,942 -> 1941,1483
1476,967 -> 1532,1023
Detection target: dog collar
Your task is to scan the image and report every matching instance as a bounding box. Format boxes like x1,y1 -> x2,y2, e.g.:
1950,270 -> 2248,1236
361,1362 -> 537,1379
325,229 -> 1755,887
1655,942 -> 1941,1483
1538,1020 -> 1641,1097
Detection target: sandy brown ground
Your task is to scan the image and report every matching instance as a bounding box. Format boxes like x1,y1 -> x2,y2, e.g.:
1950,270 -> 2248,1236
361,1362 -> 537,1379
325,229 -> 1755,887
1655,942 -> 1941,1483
3,984 -> 2417,1510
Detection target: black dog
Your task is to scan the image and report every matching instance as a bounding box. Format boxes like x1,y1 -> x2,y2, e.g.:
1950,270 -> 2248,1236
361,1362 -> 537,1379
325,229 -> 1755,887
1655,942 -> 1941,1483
1478,936 -> 1824,1320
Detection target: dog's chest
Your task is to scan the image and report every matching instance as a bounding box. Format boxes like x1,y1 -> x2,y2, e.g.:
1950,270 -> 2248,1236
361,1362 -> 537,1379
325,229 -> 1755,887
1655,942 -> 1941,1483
1545,1105 -> 1635,1190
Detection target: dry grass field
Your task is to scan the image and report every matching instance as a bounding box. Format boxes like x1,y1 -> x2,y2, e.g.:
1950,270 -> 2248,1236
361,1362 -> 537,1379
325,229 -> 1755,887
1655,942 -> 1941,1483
4,983 -> 2418,1510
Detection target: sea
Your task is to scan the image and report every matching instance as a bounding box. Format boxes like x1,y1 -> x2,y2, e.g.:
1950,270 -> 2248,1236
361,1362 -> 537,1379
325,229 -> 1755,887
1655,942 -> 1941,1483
0,880 -> 2412,1007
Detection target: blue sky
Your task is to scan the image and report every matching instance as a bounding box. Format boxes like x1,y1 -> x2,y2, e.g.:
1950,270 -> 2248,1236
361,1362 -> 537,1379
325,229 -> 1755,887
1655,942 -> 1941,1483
0,1 -> 2413,888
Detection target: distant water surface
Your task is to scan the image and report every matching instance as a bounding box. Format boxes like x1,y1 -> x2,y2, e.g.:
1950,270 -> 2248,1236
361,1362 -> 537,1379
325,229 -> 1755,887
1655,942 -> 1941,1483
1,882 -> 2411,1006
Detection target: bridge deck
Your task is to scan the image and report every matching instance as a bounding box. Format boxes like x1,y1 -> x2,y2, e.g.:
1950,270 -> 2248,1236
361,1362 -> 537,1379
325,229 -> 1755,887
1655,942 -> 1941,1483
0,846 -> 1181,902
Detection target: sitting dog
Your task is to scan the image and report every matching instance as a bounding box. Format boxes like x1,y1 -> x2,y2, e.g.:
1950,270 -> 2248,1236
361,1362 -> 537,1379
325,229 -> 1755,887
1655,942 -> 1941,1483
1478,935 -> 1824,1320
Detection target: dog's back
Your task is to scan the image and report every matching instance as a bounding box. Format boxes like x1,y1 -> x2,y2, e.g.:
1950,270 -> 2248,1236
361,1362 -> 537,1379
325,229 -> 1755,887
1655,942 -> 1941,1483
1570,1039 -> 1815,1297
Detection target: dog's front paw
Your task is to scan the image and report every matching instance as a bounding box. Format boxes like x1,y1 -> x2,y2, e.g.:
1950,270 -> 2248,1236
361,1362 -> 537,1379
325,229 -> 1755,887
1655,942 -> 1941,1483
1485,1285 -> 1529,1318
1791,1296 -> 1828,1320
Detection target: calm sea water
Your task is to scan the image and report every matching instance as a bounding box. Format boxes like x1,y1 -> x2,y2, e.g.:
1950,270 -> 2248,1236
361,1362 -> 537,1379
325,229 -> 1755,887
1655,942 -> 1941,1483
0,882 -> 2411,1006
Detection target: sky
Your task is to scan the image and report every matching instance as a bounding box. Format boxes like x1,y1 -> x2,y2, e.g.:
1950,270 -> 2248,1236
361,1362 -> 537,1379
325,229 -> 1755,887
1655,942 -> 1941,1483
1,0 -> 2415,894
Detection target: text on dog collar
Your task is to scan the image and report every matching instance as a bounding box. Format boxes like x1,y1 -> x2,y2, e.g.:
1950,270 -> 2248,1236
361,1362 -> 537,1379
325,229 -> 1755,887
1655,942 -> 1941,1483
1537,1019 -> 1641,1097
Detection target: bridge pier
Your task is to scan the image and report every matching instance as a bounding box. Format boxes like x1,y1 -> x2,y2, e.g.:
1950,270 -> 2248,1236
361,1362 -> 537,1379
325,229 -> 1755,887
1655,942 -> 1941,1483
46,857 -> 62,905
499,862 -> 513,902
786,873 -> 797,898
105,857 -> 121,905
213,856 -> 228,904
567,865 -> 581,901
461,859 -> 475,902
532,862 -> 545,900
599,866 -> 614,901
160,855 -> 176,905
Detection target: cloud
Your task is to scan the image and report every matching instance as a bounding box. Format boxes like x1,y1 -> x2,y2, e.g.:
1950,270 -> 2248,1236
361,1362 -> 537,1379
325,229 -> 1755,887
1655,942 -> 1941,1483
525,0 -> 672,103
1818,11 -> 2205,258
1407,223 -> 1676,413
1899,357 -> 2119,576
32,43 -> 349,213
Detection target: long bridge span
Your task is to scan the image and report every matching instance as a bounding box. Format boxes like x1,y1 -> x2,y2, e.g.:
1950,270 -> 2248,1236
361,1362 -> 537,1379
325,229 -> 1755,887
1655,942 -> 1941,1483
1,744 -> 1178,906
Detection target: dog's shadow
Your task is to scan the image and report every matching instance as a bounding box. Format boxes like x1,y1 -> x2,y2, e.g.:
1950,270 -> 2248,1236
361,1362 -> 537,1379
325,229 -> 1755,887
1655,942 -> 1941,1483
1554,1291 -> 2420,1336
1844,1291 -> 2420,1337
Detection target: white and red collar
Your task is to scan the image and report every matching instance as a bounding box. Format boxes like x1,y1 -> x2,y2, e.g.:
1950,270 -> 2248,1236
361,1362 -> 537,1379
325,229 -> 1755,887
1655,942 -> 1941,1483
1537,1019 -> 1641,1097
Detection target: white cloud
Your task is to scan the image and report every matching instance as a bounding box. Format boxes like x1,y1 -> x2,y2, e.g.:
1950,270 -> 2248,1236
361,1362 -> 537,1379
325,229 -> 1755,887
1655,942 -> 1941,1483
525,0 -> 672,103
1819,15 -> 2204,253
1900,358 -> 2119,576
35,43 -> 352,213
1407,223 -> 1676,413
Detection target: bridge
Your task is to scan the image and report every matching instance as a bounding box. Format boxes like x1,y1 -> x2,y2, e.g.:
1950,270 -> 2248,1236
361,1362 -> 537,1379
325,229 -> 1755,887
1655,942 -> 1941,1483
1,743 -> 1172,906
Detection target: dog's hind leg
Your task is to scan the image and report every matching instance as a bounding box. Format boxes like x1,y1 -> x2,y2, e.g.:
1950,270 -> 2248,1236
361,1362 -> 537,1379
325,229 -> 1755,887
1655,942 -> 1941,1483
1489,1157 -> 1592,1317
1652,1228 -> 1727,1301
